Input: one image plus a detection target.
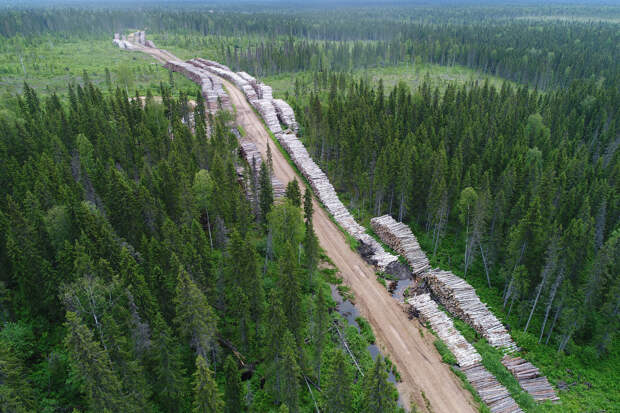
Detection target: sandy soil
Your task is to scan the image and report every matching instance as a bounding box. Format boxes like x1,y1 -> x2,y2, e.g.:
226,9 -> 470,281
136,44 -> 477,413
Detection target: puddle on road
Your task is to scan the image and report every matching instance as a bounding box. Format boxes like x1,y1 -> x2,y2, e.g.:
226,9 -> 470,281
391,278 -> 413,302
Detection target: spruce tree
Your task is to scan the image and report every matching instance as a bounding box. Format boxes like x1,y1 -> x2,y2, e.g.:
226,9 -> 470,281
322,349 -> 353,413
285,179 -> 302,207
280,330 -> 301,413
223,355 -> 242,413
192,355 -> 224,413
259,163 -> 273,221
63,311 -> 127,412
174,266 -> 218,360
361,356 -> 396,413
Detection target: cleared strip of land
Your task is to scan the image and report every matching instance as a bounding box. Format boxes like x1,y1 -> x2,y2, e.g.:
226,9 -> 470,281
135,44 -> 477,413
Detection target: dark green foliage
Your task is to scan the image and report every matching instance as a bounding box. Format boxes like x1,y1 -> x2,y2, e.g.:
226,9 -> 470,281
361,356 -> 397,413
223,356 -> 242,413
285,180 -> 302,207
322,349 -> 353,413
192,355 -> 224,413
0,75 -> 404,412
259,163 -> 273,222
63,311 -> 127,412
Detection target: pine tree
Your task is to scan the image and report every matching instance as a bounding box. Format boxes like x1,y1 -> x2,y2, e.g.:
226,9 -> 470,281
223,356 -> 242,413
192,355 -> 224,413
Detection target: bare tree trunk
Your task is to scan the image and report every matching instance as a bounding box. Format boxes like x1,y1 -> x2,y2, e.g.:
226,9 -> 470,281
480,244 -> 491,288
539,269 -> 563,343
545,300 -> 563,345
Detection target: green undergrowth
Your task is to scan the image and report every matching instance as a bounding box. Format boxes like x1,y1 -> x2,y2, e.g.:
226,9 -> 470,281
434,339 -> 458,366
356,317 -> 376,344
0,35 -> 196,97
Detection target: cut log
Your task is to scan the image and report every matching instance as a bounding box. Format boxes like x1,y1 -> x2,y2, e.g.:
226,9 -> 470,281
501,356 -> 559,403
370,214 -> 431,275
459,363 -> 523,413
408,293 -> 482,367
424,269 -> 519,353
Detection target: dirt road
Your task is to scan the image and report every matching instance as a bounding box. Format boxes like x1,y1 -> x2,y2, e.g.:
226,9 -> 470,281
136,44 -> 477,412
222,80 -> 477,413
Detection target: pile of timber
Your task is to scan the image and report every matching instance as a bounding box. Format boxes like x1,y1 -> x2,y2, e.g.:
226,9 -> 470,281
256,99 -> 283,135
408,293 -> 481,367
501,356 -> 559,403
370,215 -> 431,275
424,269 -> 519,353
113,33 -> 137,50
165,60 -> 231,113
238,139 -> 285,199
460,363 -> 524,413
273,99 -> 298,132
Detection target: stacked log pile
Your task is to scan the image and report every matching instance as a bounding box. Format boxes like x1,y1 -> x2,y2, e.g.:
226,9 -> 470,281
273,99 -> 299,132
256,100 -> 282,135
370,215 -> 430,275
460,364 -> 524,413
408,293 -> 482,367
165,60 -> 231,113
112,34 -> 136,50
424,269 -> 519,353
238,139 -> 285,199
258,84 -> 273,100
501,356 -> 559,403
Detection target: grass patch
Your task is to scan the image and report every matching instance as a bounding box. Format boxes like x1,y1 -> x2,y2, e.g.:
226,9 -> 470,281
337,284 -> 354,303
356,317 -> 376,345
0,35 -> 196,97
434,339 -> 458,366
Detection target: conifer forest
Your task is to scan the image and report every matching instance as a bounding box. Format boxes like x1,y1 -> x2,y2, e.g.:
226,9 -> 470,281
0,2 -> 618,413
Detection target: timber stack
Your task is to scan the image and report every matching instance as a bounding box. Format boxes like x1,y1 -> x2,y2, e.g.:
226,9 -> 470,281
165,60 -> 231,113
113,33 -> 137,50
460,363 -> 524,413
238,139 -> 285,199
408,293 -> 482,367
424,269 -> 519,353
501,356 -> 559,403
273,99 -> 298,132
370,214 -> 431,275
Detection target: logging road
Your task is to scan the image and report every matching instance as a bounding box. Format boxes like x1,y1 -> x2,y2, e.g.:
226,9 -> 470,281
139,45 -> 477,413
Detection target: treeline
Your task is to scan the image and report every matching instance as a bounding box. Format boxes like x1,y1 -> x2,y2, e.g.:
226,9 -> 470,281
0,79 -> 401,412
291,71 -> 619,355
1,7 -> 618,88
